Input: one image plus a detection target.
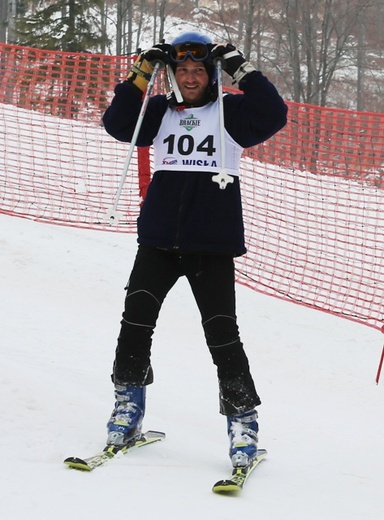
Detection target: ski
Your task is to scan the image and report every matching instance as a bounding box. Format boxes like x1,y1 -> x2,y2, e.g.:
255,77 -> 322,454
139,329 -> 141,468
64,430 -> 165,471
212,449 -> 267,494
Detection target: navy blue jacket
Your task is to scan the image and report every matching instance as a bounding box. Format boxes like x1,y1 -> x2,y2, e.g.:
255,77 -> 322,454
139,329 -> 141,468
103,71 -> 287,256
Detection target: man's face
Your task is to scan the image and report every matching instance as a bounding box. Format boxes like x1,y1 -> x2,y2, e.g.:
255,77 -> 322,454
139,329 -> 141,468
174,58 -> 210,105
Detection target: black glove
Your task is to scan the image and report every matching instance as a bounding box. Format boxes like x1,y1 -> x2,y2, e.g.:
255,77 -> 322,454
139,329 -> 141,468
142,43 -> 171,67
211,43 -> 256,84
210,43 -> 245,76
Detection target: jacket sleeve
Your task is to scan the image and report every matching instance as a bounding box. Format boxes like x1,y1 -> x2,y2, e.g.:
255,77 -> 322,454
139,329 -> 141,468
224,71 -> 288,148
102,81 -> 168,146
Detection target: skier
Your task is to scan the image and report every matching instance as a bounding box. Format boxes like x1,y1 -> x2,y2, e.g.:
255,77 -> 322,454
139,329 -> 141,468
102,31 -> 288,468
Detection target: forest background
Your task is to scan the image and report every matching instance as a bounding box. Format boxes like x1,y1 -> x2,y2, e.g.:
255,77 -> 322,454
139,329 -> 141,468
0,0 -> 384,112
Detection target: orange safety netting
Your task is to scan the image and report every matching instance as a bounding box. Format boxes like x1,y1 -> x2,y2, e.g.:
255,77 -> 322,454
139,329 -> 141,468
1,43 -> 383,333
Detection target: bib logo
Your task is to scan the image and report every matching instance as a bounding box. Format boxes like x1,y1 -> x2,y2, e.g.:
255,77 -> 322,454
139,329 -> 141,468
179,114 -> 200,131
162,157 -> 177,165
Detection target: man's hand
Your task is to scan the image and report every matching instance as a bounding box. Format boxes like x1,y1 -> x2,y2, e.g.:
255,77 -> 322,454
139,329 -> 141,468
211,43 -> 255,84
142,43 -> 171,67
126,44 -> 169,92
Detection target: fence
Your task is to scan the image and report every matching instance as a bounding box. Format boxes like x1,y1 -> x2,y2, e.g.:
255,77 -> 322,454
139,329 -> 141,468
1,43 -> 383,335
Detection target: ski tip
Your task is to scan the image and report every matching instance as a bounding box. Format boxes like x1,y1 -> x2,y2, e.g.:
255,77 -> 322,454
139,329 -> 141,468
212,449 -> 268,494
212,479 -> 241,494
64,457 -> 91,471
145,430 -> 166,439
257,448 -> 267,457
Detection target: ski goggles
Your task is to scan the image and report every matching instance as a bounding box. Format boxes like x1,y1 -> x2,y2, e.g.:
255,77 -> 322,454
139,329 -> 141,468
169,42 -> 210,63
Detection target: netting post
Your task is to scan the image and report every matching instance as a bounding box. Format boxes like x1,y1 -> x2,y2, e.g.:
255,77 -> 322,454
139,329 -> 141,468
375,328 -> 384,384
138,146 -> 151,205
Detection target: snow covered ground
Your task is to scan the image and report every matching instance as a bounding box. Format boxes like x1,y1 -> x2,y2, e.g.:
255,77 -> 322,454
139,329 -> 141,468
1,212 -> 383,519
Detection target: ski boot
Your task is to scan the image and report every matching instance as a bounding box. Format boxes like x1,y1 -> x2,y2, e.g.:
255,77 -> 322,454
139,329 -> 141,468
227,409 -> 259,468
106,385 -> 145,446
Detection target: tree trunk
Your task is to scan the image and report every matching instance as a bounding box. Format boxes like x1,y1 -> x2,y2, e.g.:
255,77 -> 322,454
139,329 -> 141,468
244,0 -> 257,60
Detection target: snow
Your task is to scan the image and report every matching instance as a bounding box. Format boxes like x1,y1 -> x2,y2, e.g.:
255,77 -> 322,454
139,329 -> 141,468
1,212 -> 383,519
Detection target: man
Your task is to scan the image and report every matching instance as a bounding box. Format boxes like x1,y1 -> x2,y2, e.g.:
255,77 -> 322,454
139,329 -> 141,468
102,32 -> 287,468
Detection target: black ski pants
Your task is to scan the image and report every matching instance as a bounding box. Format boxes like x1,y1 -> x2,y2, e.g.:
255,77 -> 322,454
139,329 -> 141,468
112,245 -> 261,415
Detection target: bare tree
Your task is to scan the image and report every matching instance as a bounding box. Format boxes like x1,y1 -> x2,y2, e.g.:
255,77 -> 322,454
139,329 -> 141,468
267,0 -> 376,106
243,0 -> 257,60
356,9 -> 366,110
158,0 -> 167,42
135,0 -> 146,50
0,0 -> 8,43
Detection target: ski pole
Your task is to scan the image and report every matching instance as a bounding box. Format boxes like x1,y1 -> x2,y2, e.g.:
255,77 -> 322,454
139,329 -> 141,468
106,60 -> 162,224
166,65 -> 184,104
212,58 -> 234,190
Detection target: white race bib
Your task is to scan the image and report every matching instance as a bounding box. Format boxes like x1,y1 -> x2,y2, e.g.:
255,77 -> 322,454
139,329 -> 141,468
153,101 -> 243,176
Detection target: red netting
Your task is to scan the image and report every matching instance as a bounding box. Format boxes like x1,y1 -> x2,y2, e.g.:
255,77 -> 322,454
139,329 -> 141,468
1,44 -> 383,331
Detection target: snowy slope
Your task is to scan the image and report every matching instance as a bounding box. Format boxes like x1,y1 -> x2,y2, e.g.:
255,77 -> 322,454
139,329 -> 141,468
1,213 -> 383,519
